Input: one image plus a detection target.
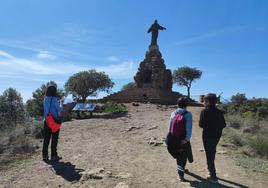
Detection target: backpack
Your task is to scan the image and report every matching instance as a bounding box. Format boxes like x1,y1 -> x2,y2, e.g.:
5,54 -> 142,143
166,111 -> 191,159
169,111 -> 188,139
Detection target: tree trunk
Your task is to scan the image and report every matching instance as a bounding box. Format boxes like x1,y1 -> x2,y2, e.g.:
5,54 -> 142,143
187,87 -> 190,99
82,96 -> 87,103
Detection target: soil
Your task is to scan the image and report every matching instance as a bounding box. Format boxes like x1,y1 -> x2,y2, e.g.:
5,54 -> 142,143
0,103 -> 267,188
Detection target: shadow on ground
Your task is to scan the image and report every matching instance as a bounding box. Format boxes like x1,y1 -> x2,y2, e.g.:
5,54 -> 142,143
185,171 -> 249,188
47,161 -> 84,182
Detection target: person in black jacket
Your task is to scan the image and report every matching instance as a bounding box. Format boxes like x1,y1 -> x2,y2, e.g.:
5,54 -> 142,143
199,93 -> 226,183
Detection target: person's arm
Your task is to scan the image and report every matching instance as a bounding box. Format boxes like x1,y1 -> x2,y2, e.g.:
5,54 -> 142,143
147,26 -> 152,33
199,110 -> 205,128
43,98 -> 48,118
168,112 -> 175,132
54,97 -> 62,117
158,25 -> 166,30
185,112 -> 193,142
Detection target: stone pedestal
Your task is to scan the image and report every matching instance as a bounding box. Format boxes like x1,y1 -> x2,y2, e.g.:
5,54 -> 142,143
102,45 -> 183,104
134,45 -> 172,91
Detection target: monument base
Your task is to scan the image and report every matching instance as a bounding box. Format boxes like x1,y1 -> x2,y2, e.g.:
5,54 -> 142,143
100,87 -> 183,105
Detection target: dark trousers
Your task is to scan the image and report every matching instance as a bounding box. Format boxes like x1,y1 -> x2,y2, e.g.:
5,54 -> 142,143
202,133 -> 221,178
176,147 -> 187,176
42,122 -> 60,157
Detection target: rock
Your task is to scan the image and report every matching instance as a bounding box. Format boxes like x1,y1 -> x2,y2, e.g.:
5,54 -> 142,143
73,154 -> 82,159
148,137 -> 163,146
217,150 -> 227,154
105,171 -> 113,176
115,172 -> 132,179
132,102 -> 139,106
148,126 -> 158,130
80,168 -> 105,181
114,182 -> 129,188
123,126 -> 140,132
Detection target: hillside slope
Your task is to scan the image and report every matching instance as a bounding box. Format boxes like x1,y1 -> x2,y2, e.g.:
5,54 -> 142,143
0,104 -> 267,188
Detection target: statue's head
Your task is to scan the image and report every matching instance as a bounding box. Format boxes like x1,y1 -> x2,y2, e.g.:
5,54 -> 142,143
154,20 -> 158,23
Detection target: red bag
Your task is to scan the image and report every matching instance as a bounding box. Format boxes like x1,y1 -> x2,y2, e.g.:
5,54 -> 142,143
45,113 -> 61,133
45,97 -> 61,133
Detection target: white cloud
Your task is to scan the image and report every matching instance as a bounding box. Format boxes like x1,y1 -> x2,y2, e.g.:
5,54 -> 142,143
0,50 -> 136,79
36,50 -> 56,60
97,61 -> 136,78
0,50 -> 14,58
106,56 -> 119,62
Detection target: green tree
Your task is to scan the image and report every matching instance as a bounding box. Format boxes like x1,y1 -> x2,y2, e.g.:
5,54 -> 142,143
231,93 -> 247,104
0,88 -> 24,128
65,70 -> 114,102
173,66 -> 202,99
26,81 -> 65,117
121,82 -> 136,91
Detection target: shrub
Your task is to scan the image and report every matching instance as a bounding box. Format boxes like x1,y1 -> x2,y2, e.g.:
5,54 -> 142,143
225,115 -> 243,129
121,82 -> 136,90
11,136 -> 36,155
0,121 -> 43,167
249,134 -> 268,157
30,121 -> 44,139
0,88 -> 25,129
223,94 -> 268,171
227,94 -> 268,119
227,132 -> 245,147
103,101 -> 128,114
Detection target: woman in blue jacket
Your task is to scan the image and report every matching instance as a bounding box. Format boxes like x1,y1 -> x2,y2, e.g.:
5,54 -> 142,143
42,84 -> 62,162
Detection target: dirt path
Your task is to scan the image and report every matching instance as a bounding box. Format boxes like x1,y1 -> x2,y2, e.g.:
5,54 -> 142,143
0,104 -> 267,188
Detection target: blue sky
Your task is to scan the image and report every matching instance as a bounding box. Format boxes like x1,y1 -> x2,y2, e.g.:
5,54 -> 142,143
0,0 -> 267,102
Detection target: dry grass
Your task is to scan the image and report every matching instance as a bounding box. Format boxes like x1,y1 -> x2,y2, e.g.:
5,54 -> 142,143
0,121 -> 43,169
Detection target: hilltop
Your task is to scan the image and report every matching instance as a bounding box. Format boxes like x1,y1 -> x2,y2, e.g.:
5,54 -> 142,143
0,104 -> 267,188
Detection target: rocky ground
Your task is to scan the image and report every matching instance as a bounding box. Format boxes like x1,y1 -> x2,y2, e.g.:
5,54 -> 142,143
0,103 -> 267,188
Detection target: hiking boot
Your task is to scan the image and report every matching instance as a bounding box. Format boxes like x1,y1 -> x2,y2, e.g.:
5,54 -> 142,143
206,176 -> 219,184
177,174 -> 186,182
51,155 -> 62,161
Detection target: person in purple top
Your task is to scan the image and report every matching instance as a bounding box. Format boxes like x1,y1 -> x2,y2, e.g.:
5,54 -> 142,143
42,83 -> 63,162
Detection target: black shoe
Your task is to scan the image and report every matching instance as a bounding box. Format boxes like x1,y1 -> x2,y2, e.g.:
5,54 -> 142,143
206,176 -> 219,184
178,174 -> 186,182
43,156 -> 49,162
51,155 -> 62,161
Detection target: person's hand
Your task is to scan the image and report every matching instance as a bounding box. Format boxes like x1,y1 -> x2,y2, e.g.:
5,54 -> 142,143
181,139 -> 187,145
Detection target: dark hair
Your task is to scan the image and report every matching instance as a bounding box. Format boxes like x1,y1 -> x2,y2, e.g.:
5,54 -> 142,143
177,97 -> 188,108
204,93 -> 217,105
46,85 -> 57,97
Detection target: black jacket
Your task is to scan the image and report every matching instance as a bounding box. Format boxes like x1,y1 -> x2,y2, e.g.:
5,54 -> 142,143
199,105 -> 226,137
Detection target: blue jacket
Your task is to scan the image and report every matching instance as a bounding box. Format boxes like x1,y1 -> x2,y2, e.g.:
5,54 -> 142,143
43,96 -> 62,120
168,108 -> 193,142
